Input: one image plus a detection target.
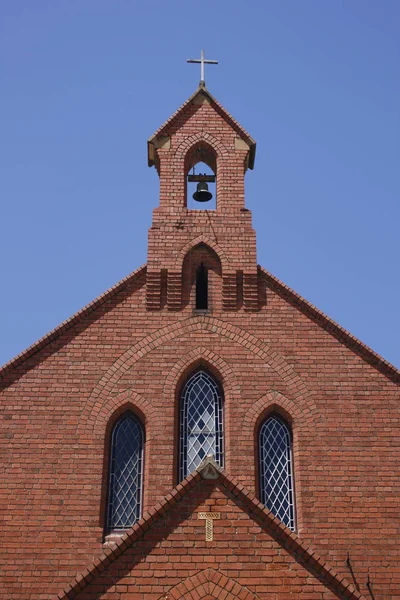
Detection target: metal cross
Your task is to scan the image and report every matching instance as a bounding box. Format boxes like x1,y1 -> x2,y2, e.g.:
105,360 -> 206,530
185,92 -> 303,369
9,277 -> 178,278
187,49 -> 218,86
198,511 -> 220,541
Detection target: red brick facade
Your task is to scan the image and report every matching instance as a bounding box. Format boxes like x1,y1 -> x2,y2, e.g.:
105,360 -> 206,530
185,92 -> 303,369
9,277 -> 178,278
0,85 -> 399,600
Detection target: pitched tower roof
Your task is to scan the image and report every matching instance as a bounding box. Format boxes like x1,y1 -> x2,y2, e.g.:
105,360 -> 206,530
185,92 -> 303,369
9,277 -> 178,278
147,85 -> 256,169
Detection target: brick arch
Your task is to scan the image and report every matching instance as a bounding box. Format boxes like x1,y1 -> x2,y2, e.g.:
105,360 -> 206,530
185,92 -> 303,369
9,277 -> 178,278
245,390 -> 309,532
163,347 -> 241,399
244,390 -> 311,434
92,389 -> 156,527
175,235 -> 230,273
89,388 -> 157,440
163,347 -> 242,473
165,568 -> 260,600
81,316 -> 318,442
175,132 -> 229,162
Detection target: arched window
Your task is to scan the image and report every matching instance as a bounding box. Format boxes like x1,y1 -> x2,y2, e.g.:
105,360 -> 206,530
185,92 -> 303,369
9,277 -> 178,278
179,370 -> 224,480
259,415 -> 295,530
107,412 -> 144,530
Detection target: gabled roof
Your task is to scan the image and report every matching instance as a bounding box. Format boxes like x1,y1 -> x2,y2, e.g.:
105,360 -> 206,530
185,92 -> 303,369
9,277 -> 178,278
1,264 -> 399,387
147,85 -> 257,169
259,266 -> 400,385
53,457 -> 365,600
0,265 -> 146,387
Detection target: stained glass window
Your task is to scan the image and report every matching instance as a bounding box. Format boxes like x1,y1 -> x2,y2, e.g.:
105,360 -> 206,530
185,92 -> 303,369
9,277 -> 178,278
179,370 -> 223,480
259,416 -> 295,530
107,412 -> 143,530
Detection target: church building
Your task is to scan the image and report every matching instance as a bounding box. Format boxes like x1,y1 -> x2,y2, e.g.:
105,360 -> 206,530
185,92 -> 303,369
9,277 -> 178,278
1,56 -> 399,600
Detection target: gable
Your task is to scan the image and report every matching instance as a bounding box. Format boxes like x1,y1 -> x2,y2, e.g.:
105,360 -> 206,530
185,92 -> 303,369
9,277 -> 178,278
1,263 -> 398,389
260,266 -> 400,385
55,466 -> 363,600
148,86 -> 256,169
0,265 -> 147,388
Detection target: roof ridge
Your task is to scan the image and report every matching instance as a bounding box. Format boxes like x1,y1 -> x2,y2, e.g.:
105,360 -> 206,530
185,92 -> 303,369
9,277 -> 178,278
259,265 -> 400,384
53,465 -> 366,600
0,264 -> 147,384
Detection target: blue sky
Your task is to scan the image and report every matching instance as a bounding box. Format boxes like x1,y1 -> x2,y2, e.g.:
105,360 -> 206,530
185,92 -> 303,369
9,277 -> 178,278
1,1 -> 399,368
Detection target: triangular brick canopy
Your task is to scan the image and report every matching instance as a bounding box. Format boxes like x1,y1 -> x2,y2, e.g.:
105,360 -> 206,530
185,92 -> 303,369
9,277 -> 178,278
147,85 -> 256,169
53,461 -> 365,600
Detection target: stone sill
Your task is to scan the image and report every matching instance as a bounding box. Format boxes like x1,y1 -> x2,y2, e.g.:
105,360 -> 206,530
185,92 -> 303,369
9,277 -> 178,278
103,530 -> 127,548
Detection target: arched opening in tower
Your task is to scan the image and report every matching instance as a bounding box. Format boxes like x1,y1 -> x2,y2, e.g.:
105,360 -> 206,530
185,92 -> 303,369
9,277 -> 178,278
185,143 -> 217,210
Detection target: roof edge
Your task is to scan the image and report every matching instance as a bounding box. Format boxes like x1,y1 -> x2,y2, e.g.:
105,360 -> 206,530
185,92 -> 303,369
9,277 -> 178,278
259,265 -> 400,384
0,264 -> 147,385
53,464 -> 365,600
148,86 -> 256,169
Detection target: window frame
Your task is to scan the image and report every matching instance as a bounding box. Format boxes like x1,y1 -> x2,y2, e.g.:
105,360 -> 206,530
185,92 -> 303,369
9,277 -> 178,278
106,411 -> 144,532
179,369 -> 224,481
258,414 -> 296,531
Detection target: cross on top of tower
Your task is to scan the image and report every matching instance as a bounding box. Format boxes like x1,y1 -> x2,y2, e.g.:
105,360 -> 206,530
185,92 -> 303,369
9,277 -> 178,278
187,49 -> 218,87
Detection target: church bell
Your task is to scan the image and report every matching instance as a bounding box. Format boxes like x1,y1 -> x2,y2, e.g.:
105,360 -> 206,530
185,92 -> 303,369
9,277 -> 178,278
193,181 -> 213,203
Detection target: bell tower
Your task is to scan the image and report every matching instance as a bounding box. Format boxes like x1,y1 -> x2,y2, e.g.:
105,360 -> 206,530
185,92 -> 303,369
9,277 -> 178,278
146,66 -> 259,312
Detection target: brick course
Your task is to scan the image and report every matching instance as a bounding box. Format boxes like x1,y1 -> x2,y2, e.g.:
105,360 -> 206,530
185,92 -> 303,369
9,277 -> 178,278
0,85 -> 399,599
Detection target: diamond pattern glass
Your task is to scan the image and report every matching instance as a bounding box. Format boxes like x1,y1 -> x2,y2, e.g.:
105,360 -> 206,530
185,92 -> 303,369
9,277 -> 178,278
107,413 -> 143,530
259,416 -> 295,530
180,370 -> 223,480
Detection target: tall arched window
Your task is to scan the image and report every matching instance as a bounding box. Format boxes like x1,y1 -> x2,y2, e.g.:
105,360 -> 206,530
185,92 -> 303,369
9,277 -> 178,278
259,415 -> 295,530
107,412 -> 144,530
179,370 -> 224,481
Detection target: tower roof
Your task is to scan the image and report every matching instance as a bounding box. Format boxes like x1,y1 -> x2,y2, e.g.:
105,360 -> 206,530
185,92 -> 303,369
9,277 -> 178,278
147,85 -> 256,169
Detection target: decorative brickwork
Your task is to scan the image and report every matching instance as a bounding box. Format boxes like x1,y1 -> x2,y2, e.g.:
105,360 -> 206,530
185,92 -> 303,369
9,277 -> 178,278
146,86 -> 259,312
52,464 -> 365,600
1,84 -> 399,599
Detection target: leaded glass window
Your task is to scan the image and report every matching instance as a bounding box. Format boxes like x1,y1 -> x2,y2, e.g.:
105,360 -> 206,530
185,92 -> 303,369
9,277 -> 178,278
259,416 -> 295,530
179,370 -> 224,480
107,412 -> 143,530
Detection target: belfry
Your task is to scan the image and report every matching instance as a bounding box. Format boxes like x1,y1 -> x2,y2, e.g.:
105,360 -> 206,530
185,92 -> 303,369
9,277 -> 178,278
1,54 -> 399,600
146,73 -> 258,312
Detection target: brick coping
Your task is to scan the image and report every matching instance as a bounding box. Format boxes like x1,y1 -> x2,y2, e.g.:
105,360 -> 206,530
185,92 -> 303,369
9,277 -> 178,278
53,460 -> 365,600
259,266 -> 400,384
0,265 -> 146,382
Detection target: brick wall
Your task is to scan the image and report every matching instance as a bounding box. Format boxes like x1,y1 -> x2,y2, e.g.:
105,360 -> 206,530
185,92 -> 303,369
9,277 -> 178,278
1,270 -> 399,598
1,87 -> 399,599
73,481 -> 342,600
146,90 -> 258,312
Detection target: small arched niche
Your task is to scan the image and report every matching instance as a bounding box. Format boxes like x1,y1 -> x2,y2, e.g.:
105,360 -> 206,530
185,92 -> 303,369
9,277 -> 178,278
182,243 -> 222,311
185,142 -> 217,210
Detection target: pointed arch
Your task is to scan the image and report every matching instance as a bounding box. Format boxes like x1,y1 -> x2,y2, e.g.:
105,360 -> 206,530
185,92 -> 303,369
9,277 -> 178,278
245,390 -> 306,433
164,347 -> 241,399
164,568 -> 261,600
175,235 -> 230,273
106,410 -> 144,530
178,368 -> 224,480
164,347 -> 241,479
80,317 -> 319,451
175,132 -> 229,162
245,391 -> 303,532
183,139 -> 218,174
96,391 -> 155,526
259,413 -> 295,531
